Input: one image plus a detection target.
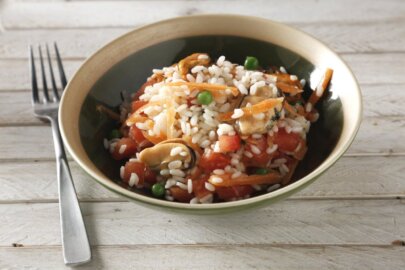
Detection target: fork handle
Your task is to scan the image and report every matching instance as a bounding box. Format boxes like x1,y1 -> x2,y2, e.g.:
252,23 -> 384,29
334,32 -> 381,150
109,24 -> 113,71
49,117 -> 91,266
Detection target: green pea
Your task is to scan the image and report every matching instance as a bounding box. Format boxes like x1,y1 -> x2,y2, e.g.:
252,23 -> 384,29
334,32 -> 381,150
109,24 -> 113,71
109,129 -> 122,139
197,90 -> 213,105
255,168 -> 268,175
244,56 -> 259,70
151,183 -> 165,197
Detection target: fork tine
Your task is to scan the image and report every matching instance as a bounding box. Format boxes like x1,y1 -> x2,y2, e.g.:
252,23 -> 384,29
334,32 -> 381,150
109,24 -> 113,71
29,45 -> 40,104
54,42 -> 68,89
38,45 -> 50,102
46,44 -> 60,100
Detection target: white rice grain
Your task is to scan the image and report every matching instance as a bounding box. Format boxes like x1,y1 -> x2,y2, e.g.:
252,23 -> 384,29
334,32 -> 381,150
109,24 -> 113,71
170,169 -> 186,177
250,145 -> 261,155
266,144 -> 278,154
267,184 -> 281,192
211,176 -> 223,184
168,160 -> 182,170
205,182 -> 216,192
176,182 -> 188,190
128,173 -> 139,187
231,109 -> 244,119
170,146 -> 183,156
120,166 -> 125,179
187,179 -> 193,193
231,171 -> 242,179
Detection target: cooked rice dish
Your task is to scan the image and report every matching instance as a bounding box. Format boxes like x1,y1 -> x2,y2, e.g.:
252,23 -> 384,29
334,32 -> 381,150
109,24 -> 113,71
103,53 -> 333,204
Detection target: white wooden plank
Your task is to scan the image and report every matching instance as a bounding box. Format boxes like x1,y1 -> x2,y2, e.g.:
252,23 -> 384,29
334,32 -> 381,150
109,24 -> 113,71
0,156 -> 404,202
0,117 -> 403,161
1,21 -> 404,60
0,91 -> 43,125
0,200 -> 404,246
2,0 -> 405,29
0,59 -> 81,91
1,53 -> 405,91
1,83 -> 403,126
0,245 -> 404,270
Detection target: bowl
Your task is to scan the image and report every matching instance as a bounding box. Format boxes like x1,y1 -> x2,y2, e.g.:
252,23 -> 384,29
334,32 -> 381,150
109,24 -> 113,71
59,14 -> 362,214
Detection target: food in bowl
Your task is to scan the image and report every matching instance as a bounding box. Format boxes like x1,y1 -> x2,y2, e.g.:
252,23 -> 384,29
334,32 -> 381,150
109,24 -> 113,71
102,53 -> 333,204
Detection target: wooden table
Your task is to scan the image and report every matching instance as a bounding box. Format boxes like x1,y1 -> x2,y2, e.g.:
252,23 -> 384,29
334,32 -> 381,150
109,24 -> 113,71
0,0 -> 404,269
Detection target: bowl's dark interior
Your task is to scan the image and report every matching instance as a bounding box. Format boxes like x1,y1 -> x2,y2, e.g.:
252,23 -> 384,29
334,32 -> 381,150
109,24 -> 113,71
80,35 -> 343,195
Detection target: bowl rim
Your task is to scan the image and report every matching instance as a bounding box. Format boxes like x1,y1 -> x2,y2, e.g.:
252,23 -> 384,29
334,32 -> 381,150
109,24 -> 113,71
59,14 -> 362,211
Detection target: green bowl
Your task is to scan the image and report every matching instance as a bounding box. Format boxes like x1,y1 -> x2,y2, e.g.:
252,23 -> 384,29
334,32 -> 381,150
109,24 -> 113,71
59,15 -> 362,214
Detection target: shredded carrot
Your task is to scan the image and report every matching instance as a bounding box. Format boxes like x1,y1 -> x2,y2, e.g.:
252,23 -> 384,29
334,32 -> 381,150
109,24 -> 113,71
167,82 -> 239,96
283,102 -> 300,117
208,172 -> 282,187
308,68 -> 334,106
219,97 -> 284,121
276,82 -> 303,96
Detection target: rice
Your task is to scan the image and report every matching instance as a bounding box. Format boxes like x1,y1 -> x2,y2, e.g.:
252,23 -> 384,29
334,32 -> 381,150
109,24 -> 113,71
128,173 -> 139,187
109,53 -> 327,204
170,146 -> 183,156
231,109 -> 244,119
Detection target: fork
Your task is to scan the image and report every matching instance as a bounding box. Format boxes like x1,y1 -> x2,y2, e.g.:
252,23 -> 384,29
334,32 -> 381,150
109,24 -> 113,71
29,43 -> 91,266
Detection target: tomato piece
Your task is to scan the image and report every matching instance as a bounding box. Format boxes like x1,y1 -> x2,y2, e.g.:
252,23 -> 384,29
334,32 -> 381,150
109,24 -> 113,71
216,185 -> 253,201
170,186 -> 193,202
199,151 -> 231,172
144,167 -> 157,184
131,100 -> 148,113
112,138 -> 138,160
243,135 -> 271,167
273,128 -> 301,152
122,161 -> 146,187
193,176 -> 212,199
219,135 -> 241,152
129,125 -> 152,149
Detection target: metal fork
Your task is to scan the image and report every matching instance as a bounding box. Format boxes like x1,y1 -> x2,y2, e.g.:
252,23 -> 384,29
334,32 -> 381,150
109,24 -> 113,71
29,43 -> 91,266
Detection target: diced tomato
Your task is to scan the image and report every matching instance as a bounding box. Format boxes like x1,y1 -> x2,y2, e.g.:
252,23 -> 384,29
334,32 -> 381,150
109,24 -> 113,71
243,135 -> 272,167
144,167 -> 157,184
170,186 -> 193,202
199,151 -> 231,172
273,128 -> 301,152
131,100 -> 148,113
122,161 -> 146,187
193,175 -> 212,199
216,185 -> 253,201
218,135 -> 241,152
129,125 -> 151,149
112,138 -> 138,160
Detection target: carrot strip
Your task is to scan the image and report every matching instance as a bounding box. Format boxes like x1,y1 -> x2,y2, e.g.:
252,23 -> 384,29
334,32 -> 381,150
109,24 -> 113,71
167,82 -> 239,96
308,68 -> 334,106
276,82 -> 303,96
208,172 -> 282,187
219,97 -> 284,121
283,102 -> 300,117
